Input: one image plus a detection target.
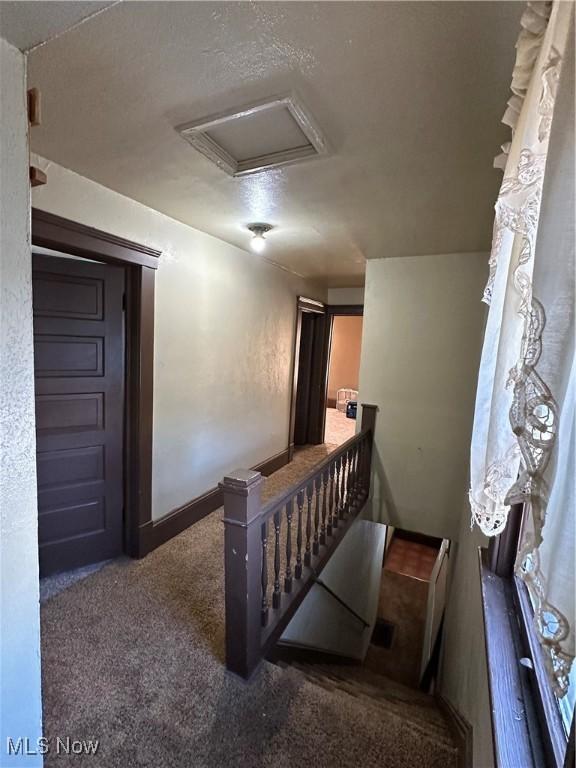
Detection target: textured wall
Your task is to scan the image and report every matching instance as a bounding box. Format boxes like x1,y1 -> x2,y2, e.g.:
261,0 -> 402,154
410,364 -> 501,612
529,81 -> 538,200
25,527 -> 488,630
32,157 -> 326,519
358,252 -> 487,541
0,38 -> 43,766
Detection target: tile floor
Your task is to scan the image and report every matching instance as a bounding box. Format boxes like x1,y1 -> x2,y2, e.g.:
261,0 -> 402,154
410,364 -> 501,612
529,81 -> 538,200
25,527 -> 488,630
384,538 -> 439,582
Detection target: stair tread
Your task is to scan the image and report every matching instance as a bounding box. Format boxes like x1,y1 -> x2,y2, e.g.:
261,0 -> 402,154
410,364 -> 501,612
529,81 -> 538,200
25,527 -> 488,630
308,663 -> 439,704
289,661 -> 441,710
285,662 -> 454,743
282,664 -> 459,758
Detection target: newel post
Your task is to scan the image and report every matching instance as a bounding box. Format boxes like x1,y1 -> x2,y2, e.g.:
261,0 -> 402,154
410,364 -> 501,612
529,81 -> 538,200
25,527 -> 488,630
220,469 -> 264,679
360,402 -> 378,434
360,403 -> 378,489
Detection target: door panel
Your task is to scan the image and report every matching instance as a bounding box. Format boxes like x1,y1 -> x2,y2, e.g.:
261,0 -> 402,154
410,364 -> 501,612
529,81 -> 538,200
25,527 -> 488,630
34,335 -> 104,377
294,311 -> 326,446
33,254 -> 125,576
294,313 -> 315,445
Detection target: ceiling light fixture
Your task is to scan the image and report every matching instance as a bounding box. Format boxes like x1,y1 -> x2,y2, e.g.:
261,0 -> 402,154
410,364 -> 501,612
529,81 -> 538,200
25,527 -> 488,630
248,223 -> 273,254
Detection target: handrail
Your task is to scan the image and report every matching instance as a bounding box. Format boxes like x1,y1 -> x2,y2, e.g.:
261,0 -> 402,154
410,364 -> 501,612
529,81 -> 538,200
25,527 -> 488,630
260,426 -> 371,521
221,403 -> 378,679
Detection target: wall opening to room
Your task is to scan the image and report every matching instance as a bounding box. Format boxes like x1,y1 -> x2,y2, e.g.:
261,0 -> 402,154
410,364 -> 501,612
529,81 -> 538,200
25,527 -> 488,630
324,312 -> 363,446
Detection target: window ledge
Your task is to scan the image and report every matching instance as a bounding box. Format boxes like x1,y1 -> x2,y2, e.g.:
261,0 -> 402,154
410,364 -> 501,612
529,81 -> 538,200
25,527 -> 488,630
479,548 -> 548,768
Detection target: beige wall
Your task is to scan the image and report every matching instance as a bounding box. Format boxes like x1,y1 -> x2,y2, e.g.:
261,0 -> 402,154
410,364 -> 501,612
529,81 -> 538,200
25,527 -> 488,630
327,315 -> 363,402
0,38 -> 43,763
439,511 -> 494,768
359,251 -> 494,763
32,156 -> 326,520
358,252 -> 487,541
327,287 -> 365,305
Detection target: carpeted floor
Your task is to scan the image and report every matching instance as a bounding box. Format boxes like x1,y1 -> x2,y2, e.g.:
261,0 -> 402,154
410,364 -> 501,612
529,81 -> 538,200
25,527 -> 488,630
324,407 -> 356,445
40,445 -> 455,767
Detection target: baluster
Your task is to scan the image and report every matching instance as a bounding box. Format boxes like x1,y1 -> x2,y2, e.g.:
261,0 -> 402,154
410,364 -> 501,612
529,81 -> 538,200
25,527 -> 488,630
358,438 -> 365,499
272,510 -> 281,609
340,451 -> 348,518
348,448 -> 354,511
328,461 -> 336,533
295,490 -> 304,579
304,483 -> 313,566
313,474 -> 321,555
320,468 -> 328,544
347,447 -> 355,510
334,457 -> 341,526
352,443 -> 360,504
261,521 -> 269,626
358,440 -> 364,496
346,448 -> 353,511
347,446 -> 356,508
359,436 -> 367,498
284,500 -> 293,593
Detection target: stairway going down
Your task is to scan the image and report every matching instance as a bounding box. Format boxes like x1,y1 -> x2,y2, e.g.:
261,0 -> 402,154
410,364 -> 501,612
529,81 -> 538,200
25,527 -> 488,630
276,661 -> 461,768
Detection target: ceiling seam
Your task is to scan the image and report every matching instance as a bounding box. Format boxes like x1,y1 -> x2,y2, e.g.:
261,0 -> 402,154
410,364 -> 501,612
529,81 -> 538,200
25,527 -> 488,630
24,0 -> 122,54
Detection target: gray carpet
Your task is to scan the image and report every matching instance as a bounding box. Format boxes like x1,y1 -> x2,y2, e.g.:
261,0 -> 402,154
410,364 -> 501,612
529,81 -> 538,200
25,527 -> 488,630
40,559 -> 113,602
41,448 -> 457,767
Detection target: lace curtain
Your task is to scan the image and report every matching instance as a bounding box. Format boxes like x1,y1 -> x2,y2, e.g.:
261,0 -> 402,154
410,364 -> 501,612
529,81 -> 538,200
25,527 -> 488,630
469,0 -> 574,697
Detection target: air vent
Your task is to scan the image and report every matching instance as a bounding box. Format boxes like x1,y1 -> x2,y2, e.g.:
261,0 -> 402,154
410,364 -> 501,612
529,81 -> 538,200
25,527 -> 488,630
372,619 -> 396,649
177,94 -> 329,177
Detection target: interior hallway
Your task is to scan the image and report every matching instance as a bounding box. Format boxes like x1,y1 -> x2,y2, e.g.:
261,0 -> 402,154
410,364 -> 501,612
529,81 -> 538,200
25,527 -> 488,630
40,445 -> 455,768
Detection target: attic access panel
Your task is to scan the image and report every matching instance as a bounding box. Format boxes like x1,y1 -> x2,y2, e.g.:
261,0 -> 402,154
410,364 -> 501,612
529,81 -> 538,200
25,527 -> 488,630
177,95 -> 329,177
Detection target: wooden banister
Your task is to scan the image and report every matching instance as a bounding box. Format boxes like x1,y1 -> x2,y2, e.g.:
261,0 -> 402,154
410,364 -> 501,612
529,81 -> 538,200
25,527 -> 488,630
220,469 -> 264,679
222,404 -> 378,679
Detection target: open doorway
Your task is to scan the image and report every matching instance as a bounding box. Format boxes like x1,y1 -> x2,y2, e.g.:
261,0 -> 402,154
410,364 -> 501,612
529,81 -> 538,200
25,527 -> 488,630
324,308 -> 363,446
289,300 -> 364,455
367,528 -> 450,691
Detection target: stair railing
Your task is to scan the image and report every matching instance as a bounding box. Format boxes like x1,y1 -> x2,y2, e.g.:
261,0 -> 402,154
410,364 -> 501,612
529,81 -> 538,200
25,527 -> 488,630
221,403 -> 378,679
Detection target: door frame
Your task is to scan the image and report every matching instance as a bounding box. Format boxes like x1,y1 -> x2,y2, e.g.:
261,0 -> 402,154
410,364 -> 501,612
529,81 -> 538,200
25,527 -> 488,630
288,297 -> 326,458
32,209 -> 160,558
319,304 -> 364,442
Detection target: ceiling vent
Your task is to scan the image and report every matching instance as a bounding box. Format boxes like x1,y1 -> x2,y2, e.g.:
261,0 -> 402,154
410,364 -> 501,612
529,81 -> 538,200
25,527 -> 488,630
177,94 -> 329,177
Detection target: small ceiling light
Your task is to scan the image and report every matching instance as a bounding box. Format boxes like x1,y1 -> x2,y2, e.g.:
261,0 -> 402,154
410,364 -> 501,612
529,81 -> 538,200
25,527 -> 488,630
248,223 -> 273,254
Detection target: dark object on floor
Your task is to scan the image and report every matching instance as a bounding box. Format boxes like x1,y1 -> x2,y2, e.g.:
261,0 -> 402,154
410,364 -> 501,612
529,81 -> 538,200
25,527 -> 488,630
346,400 -> 358,419
372,618 -> 395,649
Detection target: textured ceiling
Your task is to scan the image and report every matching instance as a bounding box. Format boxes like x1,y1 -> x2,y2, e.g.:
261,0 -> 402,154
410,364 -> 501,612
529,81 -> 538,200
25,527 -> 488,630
27,1 -> 522,286
0,1 -> 115,52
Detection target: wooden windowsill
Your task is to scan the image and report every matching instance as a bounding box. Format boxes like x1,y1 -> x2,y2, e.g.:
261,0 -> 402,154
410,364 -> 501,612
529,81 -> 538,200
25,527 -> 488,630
479,548 -> 548,768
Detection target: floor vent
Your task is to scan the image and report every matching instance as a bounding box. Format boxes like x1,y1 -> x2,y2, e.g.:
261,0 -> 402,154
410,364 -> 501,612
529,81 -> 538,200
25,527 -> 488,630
372,619 -> 396,649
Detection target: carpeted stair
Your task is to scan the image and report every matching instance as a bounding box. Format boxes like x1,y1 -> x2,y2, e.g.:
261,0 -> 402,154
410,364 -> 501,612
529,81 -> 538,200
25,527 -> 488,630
277,661 -> 460,767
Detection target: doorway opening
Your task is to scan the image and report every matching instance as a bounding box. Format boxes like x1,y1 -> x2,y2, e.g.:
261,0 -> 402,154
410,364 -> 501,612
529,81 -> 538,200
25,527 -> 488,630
324,308 -> 363,447
289,299 -> 364,456
32,209 -> 160,579
366,528 -> 450,691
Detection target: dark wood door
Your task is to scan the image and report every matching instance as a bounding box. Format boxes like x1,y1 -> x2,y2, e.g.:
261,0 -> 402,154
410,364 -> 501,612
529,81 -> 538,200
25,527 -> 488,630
33,254 -> 125,576
294,313 -> 315,445
294,311 -> 326,446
